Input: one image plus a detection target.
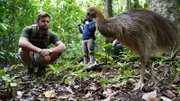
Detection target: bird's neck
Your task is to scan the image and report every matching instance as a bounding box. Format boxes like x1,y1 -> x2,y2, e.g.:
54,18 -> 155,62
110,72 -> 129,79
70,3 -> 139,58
96,12 -> 107,26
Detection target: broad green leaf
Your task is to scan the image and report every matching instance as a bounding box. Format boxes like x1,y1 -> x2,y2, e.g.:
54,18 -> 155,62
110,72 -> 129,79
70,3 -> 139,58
123,70 -> 132,77
10,83 -> 17,87
0,70 -> 5,76
2,75 -> 12,82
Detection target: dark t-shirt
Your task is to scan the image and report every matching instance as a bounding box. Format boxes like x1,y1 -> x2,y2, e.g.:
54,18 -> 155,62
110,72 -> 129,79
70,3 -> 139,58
20,25 -> 60,48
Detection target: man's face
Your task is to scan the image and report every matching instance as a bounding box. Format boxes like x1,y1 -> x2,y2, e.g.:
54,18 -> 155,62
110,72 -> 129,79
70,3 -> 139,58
37,17 -> 50,31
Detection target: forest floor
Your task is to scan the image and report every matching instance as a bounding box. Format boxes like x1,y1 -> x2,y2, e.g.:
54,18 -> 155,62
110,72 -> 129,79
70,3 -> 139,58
1,57 -> 180,101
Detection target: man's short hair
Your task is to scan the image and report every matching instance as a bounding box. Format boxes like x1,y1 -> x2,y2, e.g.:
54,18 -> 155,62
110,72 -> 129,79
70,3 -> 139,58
37,12 -> 51,21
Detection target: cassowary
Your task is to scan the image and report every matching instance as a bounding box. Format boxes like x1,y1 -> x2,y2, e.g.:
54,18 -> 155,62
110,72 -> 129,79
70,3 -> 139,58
83,7 -> 179,89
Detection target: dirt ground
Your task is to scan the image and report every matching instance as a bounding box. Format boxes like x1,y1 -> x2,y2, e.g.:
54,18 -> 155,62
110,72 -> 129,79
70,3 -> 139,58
1,59 -> 180,101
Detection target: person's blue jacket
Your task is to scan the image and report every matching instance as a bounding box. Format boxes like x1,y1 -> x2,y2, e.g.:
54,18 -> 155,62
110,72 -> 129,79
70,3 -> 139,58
79,20 -> 96,40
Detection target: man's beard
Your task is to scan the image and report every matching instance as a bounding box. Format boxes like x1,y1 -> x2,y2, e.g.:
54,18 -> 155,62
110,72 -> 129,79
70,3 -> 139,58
39,26 -> 49,31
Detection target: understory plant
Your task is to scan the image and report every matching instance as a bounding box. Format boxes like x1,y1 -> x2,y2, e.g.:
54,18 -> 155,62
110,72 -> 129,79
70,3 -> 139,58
0,69 -> 19,98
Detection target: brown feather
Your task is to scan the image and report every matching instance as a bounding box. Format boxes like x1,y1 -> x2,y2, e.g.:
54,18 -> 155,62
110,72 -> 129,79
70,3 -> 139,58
84,7 -> 179,89
85,7 -> 178,56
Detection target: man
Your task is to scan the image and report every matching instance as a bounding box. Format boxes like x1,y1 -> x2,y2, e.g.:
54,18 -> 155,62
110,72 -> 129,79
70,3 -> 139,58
18,12 -> 66,80
112,39 -> 123,60
77,19 -> 96,64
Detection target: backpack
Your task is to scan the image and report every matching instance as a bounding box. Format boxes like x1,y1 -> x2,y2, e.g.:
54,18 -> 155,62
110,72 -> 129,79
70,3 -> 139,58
30,24 -> 50,46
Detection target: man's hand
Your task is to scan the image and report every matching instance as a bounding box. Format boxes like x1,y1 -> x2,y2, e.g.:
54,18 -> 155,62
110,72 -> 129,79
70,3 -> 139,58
77,24 -> 81,27
43,55 -> 51,63
112,39 -> 118,46
38,49 -> 51,56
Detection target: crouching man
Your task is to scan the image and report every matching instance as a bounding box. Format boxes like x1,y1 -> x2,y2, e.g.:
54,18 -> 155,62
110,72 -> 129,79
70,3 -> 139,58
18,12 -> 66,80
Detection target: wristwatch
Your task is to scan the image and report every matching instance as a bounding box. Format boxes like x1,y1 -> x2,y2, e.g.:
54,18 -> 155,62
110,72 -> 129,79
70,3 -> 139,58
49,49 -> 52,55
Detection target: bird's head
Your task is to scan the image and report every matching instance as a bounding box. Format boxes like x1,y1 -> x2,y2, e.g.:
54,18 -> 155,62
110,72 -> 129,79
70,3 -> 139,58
82,7 -> 99,23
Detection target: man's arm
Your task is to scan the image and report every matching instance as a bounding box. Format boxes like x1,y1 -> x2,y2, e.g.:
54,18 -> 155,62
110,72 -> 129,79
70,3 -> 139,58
77,24 -> 83,34
18,37 -> 41,53
112,39 -> 119,46
79,27 -> 83,34
49,40 -> 66,54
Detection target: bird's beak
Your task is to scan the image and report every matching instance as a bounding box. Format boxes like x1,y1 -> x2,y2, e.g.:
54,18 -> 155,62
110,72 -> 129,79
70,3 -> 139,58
82,17 -> 89,24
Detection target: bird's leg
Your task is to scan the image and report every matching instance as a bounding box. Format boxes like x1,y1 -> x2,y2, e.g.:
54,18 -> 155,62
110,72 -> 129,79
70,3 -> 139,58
134,58 -> 146,90
148,60 -> 156,82
147,60 -> 159,89
171,42 -> 179,60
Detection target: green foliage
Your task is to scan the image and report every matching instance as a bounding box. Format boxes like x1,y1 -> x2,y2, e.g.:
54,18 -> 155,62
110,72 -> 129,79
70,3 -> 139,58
2,74 -> 18,98
63,43 -> 82,61
45,64 -> 65,79
0,0 -> 150,67
178,0 -> 180,11
98,62 -> 134,86
96,52 -> 114,64
89,72 -> 103,78
121,79 -> 128,86
0,23 -> 8,35
123,70 -> 132,77
98,75 -> 121,85
10,63 -> 23,70
0,0 -> 37,65
2,75 -> 18,88
0,69 -> 19,98
98,79 -> 115,85
49,64 -> 63,74
0,0 -> 163,89
121,48 -> 135,59
63,69 -> 88,85
0,69 -> 6,76
175,59 -> 180,71
0,50 -> 21,65
62,63 -> 89,85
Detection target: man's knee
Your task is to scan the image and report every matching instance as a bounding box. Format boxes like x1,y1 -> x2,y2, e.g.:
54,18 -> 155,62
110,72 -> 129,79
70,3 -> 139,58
19,48 -> 29,55
19,48 -> 33,63
49,53 -> 61,63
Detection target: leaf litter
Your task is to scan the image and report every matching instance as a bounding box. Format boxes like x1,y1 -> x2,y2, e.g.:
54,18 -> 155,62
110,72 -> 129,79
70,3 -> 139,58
1,59 -> 180,101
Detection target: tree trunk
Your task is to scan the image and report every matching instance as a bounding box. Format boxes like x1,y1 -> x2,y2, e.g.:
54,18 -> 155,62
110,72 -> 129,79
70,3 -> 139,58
133,0 -> 140,8
150,0 -> 180,31
104,0 -> 113,17
103,0 -> 113,58
126,0 -> 131,10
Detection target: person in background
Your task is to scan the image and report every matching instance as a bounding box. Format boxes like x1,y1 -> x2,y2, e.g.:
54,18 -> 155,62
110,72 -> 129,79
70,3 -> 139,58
77,19 -> 96,64
18,12 -> 66,80
112,39 -> 123,60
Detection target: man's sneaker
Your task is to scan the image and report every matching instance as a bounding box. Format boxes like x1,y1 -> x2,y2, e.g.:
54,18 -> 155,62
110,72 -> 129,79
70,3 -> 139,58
22,74 -> 33,81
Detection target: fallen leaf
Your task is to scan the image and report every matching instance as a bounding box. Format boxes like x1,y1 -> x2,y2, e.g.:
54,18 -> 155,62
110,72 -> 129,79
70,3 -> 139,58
89,83 -> 97,91
38,94 -> 45,98
163,90 -> 176,98
82,91 -> 91,98
103,88 -> 113,97
142,90 -> 157,101
59,95 -> 70,99
147,98 -> 161,101
40,90 -> 56,99
112,83 -> 121,88
101,91 -> 118,101
160,96 -> 171,101
68,96 -> 77,101
66,86 -> 74,94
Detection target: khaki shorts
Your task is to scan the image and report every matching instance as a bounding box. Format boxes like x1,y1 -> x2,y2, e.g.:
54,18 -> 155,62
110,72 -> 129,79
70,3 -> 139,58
19,48 -> 45,65
33,52 -> 44,65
